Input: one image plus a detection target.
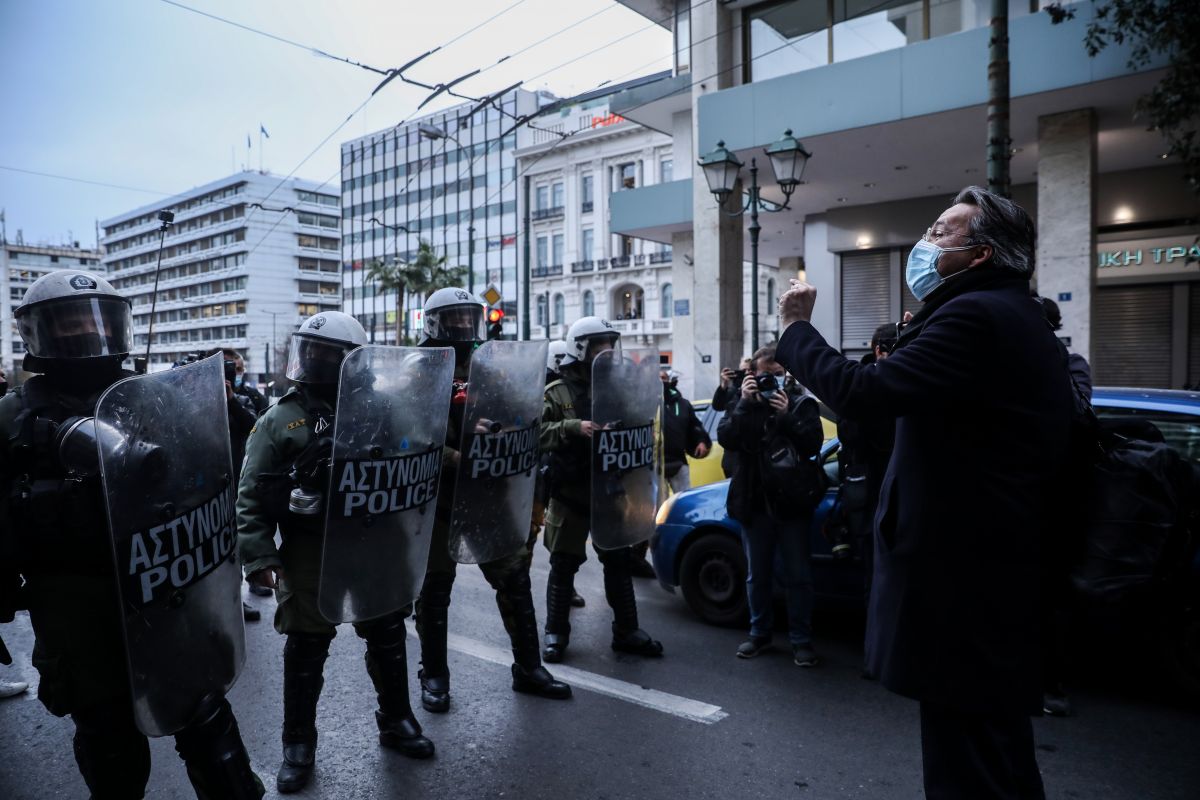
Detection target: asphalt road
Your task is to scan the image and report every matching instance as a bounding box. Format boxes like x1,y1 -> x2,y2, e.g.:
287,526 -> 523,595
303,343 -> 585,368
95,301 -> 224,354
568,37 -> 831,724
2,546 -> 1197,799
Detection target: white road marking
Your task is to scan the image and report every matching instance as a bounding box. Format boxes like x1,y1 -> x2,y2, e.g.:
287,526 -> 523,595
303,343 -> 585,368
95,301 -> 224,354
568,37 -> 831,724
434,631 -> 728,725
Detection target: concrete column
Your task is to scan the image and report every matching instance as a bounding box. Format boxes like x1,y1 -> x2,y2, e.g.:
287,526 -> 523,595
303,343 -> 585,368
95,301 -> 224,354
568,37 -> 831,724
1036,108 -> 1096,361
678,0 -> 743,404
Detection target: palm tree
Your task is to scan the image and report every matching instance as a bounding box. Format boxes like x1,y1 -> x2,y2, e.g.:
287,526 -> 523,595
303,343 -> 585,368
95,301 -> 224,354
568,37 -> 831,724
366,240 -> 468,345
364,258 -> 407,344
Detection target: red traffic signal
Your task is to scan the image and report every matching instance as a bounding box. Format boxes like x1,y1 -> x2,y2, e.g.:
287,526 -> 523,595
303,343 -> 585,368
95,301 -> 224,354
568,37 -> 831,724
487,308 -> 505,323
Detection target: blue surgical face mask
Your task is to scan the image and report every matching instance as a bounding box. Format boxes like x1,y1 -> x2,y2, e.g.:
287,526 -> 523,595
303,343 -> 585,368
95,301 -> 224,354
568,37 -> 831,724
234,373 -> 244,388
905,239 -> 978,301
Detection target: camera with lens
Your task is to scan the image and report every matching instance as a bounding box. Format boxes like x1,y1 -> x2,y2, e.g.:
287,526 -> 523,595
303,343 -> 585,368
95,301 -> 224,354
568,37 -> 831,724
755,372 -> 780,400
223,360 -> 238,384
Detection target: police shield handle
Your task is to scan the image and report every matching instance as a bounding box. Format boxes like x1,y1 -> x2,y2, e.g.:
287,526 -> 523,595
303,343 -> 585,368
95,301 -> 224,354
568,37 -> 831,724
779,279 -> 817,330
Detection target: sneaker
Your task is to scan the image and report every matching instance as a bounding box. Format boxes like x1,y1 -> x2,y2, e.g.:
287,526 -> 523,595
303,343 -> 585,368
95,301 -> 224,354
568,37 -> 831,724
736,636 -> 772,659
792,643 -> 819,667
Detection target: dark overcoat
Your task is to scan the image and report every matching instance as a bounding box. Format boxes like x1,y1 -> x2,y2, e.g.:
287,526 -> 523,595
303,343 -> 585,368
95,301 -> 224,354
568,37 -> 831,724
776,270 -> 1072,714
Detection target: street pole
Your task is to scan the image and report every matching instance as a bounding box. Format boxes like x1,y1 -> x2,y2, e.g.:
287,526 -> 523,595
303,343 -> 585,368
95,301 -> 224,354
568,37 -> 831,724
522,175 -> 531,340
987,0 -> 1011,198
467,153 -> 476,294
747,160 -> 761,353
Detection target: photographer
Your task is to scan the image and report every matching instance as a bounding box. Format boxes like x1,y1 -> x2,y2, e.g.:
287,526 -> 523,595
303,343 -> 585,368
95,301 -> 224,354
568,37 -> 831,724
662,369 -> 711,494
224,348 -> 269,415
717,345 -> 824,667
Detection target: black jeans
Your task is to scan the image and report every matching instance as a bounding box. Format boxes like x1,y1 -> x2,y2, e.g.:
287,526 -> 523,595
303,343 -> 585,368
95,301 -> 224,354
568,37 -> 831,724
919,701 -> 1045,800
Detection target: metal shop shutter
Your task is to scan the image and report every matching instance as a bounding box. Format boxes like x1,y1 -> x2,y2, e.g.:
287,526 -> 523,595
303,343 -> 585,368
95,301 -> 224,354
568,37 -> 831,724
1092,284 -> 1173,389
841,250 -> 891,359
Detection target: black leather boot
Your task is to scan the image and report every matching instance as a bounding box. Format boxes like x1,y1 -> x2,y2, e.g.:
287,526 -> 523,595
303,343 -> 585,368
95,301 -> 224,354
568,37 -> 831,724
275,633 -> 331,793
362,612 -> 435,760
175,696 -> 266,800
497,569 -> 572,700
415,572 -> 453,713
602,547 -> 664,657
544,551 -> 583,663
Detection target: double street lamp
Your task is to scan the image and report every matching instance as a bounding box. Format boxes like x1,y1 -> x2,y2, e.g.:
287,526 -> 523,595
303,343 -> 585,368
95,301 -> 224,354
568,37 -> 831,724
699,129 -> 811,351
418,123 -> 477,293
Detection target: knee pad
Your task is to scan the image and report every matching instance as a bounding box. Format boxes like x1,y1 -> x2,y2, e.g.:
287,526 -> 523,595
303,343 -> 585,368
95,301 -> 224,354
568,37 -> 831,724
549,551 -> 585,575
418,572 -> 455,609
597,546 -> 633,569
283,632 -> 334,662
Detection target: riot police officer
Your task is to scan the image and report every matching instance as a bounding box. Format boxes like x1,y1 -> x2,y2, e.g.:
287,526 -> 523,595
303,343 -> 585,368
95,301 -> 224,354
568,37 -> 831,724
0,271 -> 263,799
540,316 -> 664,662
237,311 -> 434,794
414,288 -> 571,713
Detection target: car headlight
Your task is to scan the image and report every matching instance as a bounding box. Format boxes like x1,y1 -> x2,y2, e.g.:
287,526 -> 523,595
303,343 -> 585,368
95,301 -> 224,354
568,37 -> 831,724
655,491 -> 679,526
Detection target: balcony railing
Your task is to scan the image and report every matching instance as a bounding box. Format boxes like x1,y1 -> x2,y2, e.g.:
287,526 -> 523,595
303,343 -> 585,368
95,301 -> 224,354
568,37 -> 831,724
634,254 -> 646,266
571,260 -> 594,273
532,206 -> 565,221
608,317 -> 673,335
581,201 -> 594,213
609,256 -> 631,269
532,265 -> 564,278
649,251 -> 672,264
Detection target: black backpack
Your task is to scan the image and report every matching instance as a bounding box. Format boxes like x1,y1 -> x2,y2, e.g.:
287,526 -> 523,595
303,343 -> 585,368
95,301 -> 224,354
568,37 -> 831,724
758,397 -> 826,520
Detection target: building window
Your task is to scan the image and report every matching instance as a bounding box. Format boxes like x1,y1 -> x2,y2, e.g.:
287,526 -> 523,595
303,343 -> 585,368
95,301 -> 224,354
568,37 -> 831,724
537,236 -> 548,268
536,185 -> 549,211
552,234 -> 564,267
618,163 -> 636,190
616,235 -> 634,258
581,228 -> 594,261
614,285 -> 644,319
583,289 -> 595,317
553,293 -> 565,325
551,182 -> 564,209
581,174 -> 594,210
536,294 -> 548,327
766,277 -> 777,309
675,0 -> 691,74
660,159 -> 673,183
661,283 -> 673,318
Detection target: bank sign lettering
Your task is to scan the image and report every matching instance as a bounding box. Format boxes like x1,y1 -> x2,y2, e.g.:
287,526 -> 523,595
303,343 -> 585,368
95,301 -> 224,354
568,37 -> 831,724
333,450 -> 442,518
1096,234 -> 1200,282
594,424 -> 655,473
125,484 -> 236,605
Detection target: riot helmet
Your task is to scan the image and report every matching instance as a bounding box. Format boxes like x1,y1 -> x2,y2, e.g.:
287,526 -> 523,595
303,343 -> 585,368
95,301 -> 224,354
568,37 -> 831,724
15,271 -> 133,363
561,316 -> 619,366
420,287 -> 485,364
285,311 -> 367,385
546,340 -> 570,375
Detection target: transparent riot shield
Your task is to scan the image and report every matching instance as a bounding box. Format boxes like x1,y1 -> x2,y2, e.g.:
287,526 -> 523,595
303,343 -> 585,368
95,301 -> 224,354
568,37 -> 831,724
448,340 -> 548,564
96,354 -> 244,737
590,347 -> 664,549
318,346 -> 454,623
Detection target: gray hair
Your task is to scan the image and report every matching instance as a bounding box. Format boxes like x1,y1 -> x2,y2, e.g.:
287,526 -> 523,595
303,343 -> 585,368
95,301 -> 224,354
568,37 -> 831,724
953,186 -> 1036,276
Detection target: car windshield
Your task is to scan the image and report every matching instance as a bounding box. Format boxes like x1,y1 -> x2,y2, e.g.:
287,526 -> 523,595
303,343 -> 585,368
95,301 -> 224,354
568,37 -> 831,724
1094,406 -> 1200,463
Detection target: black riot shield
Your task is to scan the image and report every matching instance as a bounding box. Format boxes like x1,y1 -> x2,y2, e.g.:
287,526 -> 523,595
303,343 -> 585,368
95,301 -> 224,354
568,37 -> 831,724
318,345 -> 454,623
448,340 -> 548,564
590,347 -> 664,549
96,354 -> 243,737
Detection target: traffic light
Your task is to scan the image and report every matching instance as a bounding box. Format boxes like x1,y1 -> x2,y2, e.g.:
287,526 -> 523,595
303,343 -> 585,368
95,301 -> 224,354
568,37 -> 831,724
487,307 -> 505,340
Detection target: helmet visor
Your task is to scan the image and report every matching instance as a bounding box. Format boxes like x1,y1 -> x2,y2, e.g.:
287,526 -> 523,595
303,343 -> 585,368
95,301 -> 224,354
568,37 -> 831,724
17,297 -> 133,359
286,334 -> 355,384
423,304 -> 485,343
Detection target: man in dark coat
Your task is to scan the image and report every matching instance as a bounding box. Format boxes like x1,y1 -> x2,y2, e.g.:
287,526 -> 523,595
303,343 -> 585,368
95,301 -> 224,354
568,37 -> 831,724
775,186 -> 1072,800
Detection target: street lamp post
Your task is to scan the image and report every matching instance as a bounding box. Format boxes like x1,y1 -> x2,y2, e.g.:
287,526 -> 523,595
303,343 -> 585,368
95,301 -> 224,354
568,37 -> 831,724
260,308 -> 285,396
699,130 -> 811,352
419,123 -> 476,294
